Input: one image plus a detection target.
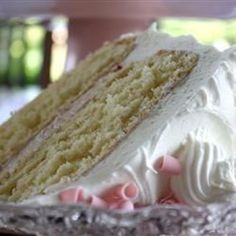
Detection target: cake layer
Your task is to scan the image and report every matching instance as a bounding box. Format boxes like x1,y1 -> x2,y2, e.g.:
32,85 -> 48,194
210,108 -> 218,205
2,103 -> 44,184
0,36 -> 135,165
0,49 -> 198,201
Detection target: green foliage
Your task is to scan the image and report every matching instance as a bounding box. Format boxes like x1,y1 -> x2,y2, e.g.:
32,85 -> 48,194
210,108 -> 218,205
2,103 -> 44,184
160,18 -> 236,45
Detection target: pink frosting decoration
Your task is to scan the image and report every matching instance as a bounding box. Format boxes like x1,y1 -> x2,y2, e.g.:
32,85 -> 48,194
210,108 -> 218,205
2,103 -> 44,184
77,189 -> 85,202
118,200 -> 134,211
109,200 -> 134,211
87,195 -> 108,208
59,187 -> 84,203
102,182 -> 139,203
134,203 -> 149,209
58,184 -> 137,210
154,155 -> 182,175
158,192 -> 184,205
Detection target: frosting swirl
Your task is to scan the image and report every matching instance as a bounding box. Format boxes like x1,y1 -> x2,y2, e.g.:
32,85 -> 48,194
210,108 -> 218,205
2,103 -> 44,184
168,53 -> 236,205
171,135 -> 236,205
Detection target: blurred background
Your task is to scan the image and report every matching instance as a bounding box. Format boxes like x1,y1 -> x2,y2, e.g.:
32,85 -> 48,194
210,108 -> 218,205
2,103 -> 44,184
0,0 -> 236,124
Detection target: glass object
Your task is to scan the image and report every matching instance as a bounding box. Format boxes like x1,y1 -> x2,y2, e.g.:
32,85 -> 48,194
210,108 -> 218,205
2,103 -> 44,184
0,26 -> 11,84
0,203 -> 235,235
24,25 -> 45,85
50,17 -> 68,82
9,25 -> 25,86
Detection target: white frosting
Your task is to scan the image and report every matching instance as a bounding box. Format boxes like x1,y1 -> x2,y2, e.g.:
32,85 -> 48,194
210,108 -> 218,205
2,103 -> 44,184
21,31 -> 236,206
169,52 -> 236,205
171,135 -> 236,205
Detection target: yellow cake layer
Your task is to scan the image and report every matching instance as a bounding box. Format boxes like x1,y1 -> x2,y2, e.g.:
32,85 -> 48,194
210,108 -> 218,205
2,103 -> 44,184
0,50 -> 198,201
0,37 -> 135,165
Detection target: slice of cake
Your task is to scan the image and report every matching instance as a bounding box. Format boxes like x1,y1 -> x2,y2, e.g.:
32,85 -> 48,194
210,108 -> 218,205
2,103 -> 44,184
1,29 -> 236,209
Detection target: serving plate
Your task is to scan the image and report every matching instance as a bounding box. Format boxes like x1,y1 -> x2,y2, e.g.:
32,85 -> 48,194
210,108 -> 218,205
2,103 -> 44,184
0,203 -> 235,235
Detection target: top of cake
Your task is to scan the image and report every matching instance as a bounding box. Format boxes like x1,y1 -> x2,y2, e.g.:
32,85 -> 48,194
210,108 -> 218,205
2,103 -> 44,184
0,29 -> 236,209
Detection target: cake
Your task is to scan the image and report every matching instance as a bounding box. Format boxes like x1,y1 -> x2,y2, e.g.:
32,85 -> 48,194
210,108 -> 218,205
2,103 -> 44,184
0,29 -> 236,210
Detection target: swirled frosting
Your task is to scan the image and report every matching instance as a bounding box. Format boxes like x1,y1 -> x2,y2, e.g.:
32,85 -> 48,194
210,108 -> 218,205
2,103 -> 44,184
171,135 -> 236,205
163,51 -> 236,205
21,31 -> 236,206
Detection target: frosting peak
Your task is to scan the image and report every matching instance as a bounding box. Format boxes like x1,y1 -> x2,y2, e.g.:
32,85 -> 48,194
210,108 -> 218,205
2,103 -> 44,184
171,135 -> 236,205
212,158 -> 236,192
